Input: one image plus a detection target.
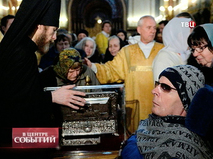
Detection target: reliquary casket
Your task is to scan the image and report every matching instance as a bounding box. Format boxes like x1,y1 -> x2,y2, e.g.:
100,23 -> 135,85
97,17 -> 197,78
44,84 -> 126,147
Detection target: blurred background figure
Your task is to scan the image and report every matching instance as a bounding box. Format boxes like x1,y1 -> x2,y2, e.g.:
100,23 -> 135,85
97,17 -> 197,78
72,29 -> 89,47
39,34 -> 71,70
75,37 -> 101,63
155,20 -> 168,43
103,35 -> 125,63
158,20 -> 169,33
95,20 -> 112,60
0,14 -> 15,41
0,14 -> 15,35
56,28 -> 72,44
77,29 -> 89,43
57,28 -> 68,35
175,11 -> 195,20
69,32 -> 77,47
116,29 -> 129,46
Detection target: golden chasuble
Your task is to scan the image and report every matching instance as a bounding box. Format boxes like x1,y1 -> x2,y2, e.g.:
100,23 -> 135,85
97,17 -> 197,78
95,42 -> 164,133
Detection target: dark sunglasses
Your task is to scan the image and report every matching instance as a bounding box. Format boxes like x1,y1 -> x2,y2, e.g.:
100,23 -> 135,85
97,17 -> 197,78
155,81 -> 177,92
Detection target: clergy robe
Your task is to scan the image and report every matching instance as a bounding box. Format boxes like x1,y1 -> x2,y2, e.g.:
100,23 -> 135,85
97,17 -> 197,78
0,0 -> 60,130
0,37 -> 54,146
95,31 -> 109,55
95,42 -> 164,133
0,0 -> 60,152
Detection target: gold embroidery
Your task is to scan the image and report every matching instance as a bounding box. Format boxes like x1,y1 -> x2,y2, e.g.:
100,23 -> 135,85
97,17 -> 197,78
130,66 -> 152,72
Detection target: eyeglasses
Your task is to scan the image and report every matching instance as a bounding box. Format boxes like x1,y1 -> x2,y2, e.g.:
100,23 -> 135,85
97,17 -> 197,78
190,45 -> 208,54
155,81 -> 177,92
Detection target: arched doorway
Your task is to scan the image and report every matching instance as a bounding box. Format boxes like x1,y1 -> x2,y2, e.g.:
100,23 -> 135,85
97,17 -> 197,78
68,0 -> 126,37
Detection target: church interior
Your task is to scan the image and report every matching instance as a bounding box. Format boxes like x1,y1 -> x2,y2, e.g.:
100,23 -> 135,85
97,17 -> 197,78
0,0 -> 213,158
1,0 -> 213,38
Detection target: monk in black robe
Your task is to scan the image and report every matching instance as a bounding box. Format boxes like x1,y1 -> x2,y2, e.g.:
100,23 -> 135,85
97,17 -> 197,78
0,0 -> 86,150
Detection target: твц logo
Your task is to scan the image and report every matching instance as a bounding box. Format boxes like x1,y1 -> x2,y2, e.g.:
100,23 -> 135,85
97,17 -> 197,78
181,21 -> 196,29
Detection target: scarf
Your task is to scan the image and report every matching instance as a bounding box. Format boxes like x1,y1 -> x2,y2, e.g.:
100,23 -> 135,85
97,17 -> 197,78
136,114 -> 213,159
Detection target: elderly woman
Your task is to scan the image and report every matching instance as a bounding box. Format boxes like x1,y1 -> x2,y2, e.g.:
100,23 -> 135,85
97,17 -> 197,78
187,23 -> 213,85
39,48 -> 100,88
39,48 -> 100,127
103,35 -> 125,63
74,37 -> 101,63
121,65 -> 213,159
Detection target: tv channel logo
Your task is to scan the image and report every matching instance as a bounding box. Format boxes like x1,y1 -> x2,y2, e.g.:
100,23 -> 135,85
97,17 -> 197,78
181,21 -> 196,29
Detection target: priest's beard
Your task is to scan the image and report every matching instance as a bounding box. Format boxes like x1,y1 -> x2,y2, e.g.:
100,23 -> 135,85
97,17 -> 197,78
36,33 -> 53,55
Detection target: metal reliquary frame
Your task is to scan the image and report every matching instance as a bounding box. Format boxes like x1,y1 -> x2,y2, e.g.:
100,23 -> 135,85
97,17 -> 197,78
44,84 -> 126,146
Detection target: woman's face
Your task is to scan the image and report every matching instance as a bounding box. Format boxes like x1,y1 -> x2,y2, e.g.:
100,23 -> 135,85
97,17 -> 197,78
109,38 -> 120,56
67,67 -> 81,82
83,40 -> 94,57
191,41 -> 213,67
117,32 -> 125,41
103,23 -> 111,34
56,39 -> 70,53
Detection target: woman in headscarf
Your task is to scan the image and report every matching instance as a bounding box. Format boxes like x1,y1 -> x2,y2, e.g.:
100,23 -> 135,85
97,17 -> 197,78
40,48 -> 100,88
74,37 -> 101,63
152,17 -> 192,81
103,35 -> 125,63
116,29 -> 129,46
40,48 -> 100,128
187,23 -> 213,86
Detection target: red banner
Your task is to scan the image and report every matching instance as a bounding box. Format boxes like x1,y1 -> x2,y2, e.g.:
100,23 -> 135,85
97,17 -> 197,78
12,128 -> 59,148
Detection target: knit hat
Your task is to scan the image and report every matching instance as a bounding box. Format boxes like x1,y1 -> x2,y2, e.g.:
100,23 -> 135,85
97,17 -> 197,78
53,48 -> 82,81
159,65 -> 205,112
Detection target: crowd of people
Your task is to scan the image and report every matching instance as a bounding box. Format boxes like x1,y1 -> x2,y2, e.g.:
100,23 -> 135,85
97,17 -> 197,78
0,0 -> 213,158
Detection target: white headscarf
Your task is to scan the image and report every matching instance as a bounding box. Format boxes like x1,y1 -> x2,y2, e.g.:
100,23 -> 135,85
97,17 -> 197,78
162,17 -> 191,63
74,37 -> 96,58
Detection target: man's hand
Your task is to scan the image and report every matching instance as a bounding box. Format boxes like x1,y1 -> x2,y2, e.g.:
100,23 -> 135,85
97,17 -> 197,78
51,85 -> 86,110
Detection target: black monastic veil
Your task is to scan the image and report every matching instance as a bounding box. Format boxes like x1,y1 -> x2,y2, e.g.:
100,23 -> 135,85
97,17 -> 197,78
0,0 -> 61,147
